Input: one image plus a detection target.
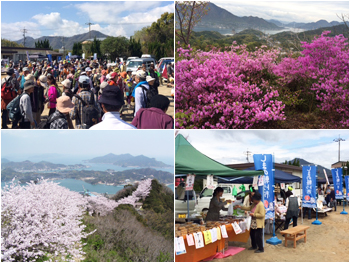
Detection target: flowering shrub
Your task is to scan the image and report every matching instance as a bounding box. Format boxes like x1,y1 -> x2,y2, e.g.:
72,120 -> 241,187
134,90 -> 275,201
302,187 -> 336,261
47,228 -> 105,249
176,44 -> 285,129
1,179 -> 91,262
275,31 -> 349,128
176,32 -> 349,128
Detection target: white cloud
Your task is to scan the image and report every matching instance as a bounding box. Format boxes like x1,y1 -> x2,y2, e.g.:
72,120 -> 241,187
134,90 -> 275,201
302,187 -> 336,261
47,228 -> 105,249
177,130 -> 349,169
1,21 -> 42,40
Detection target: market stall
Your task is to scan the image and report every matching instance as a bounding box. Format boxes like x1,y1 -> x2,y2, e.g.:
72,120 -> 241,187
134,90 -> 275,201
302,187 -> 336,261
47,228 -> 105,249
175,135 -> 262,261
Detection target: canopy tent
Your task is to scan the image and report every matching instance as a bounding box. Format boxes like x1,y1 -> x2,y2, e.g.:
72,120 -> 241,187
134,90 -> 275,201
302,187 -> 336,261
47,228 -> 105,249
175,134 -> 262,177
216,167 -> 301,184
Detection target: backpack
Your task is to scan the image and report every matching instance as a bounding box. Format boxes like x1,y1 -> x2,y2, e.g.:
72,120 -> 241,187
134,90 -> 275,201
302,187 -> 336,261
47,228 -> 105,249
73,91 -> 99,128
141,85 -> 158,108
1,77 -> 16,101
6,94 -> 24,121
37,114 -> 65,129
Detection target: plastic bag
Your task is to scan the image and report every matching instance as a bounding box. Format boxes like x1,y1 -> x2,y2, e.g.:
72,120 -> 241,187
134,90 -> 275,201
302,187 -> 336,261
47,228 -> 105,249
227,203 -> 233,215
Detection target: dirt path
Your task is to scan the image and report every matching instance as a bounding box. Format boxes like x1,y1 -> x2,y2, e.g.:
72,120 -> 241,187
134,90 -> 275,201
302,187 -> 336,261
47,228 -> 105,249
212,207 -> 349,262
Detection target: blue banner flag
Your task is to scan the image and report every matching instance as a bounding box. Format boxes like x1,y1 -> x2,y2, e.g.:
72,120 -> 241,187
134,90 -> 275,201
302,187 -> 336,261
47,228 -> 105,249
58,56 -> 62,62
66,55 -> 69,60
47,54 -> 52,62
253,154 -> 274,219
331,168 -> 343,200
302,166 -> 317,208
345,176 -> 349,201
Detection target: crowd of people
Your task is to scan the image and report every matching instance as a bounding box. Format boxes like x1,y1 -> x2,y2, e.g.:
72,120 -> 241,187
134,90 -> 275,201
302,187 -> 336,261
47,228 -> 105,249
1,58 -> 175,129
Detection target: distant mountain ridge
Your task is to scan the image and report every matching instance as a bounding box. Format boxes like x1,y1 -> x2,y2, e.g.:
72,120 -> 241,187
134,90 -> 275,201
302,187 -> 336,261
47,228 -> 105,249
84,153 -> 172,168
284,158 -> 331,174
268,19 -> 347,30
194,3 -> 283,31
1,160 -> 86,170
15,30 -> 110,50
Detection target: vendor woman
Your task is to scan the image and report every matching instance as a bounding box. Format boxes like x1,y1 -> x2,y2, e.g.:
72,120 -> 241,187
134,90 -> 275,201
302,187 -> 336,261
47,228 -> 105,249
206,187 -> 232,221
235,192 -> 266,253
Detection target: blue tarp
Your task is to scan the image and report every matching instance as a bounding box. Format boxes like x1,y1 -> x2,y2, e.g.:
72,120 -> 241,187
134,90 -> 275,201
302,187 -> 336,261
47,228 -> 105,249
217,167 -> 301,184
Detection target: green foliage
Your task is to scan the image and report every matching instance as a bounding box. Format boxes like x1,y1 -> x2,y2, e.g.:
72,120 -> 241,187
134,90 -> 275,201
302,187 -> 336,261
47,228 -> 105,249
35,39 -> 52,50
90,37 -> 102,58
72,42 -> 83,56
143,180 -> 174,213
1,38 -> 24,47
111,184 -> 138,201
157,252 -> 172,262
133,12 -> 174,59
101,36 -> 129,61
129,36 -> 142,57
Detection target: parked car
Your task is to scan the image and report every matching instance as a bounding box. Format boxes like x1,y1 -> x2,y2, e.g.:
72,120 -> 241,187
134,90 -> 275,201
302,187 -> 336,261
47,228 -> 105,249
175,187 -> 197,219
157,57 -> 174,82
196,185 -> 234,215
126,57 -> 157,73
126,56 -> 139,65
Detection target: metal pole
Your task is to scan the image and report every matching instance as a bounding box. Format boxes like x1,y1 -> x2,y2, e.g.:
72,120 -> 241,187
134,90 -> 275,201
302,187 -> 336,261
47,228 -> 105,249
301,165 -> 303,225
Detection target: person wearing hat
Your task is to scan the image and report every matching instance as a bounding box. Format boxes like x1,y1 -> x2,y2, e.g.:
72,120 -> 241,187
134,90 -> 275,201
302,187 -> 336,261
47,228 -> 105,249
48,96 -> 74,129
131,94 -> 173,129
17,67 -> 30,92
19,80 -> 36,129
132,70 -> 149,116
1,68 -> 19,128
89,85 -> 135,130
85,67 -> 95,92
13,64 -> 20,79
70,75 -> 99,129
283,188 -> 301,230
61,79 -> 73,98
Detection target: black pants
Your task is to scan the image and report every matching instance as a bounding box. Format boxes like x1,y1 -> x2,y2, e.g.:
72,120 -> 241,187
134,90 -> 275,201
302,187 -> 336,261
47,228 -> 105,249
284,216 -> 298,230
2,109 -> 8,128
19,121 -> 31,129
250,228 -> 264,251
303,207 -> 312,219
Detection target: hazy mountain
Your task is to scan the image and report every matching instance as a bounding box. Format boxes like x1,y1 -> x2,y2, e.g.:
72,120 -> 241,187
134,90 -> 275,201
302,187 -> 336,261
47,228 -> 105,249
1,158 -> 11,163
84,153 -> 172,168
1,160 -> 86,170
85,153 -> 135,164
194,2 -> 283,31
285,20 -> 346,30
16,30 -> 110,50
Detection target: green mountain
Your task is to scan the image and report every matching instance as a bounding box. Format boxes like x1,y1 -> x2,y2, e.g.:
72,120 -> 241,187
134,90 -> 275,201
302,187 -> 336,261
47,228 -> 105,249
1,160 -> 87,171
195,2 -> 282,31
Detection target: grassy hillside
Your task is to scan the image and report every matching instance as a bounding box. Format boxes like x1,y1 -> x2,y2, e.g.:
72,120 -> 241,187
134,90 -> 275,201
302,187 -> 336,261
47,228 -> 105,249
82,179 -> 174,262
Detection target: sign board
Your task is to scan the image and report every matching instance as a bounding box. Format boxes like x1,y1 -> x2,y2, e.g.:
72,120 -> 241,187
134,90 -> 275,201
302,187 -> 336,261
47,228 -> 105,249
185,174 -> 195,191
207,174 -> 215,189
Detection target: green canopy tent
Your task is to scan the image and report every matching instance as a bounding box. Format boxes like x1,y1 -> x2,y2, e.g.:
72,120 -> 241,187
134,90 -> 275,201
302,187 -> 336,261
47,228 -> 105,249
175,134 -> 262,219
175,134 -> 262,177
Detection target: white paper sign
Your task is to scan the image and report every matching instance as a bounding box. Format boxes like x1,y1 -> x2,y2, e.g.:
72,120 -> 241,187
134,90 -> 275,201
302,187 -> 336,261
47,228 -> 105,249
175,236 -> 187,255
220,225 -> 228,238
253,176 -> 258,188
280,183 -> 285,189
210,228 -> 217,243
186,234 -> 194,246
216,227 -> 221,240
207,174 -> 215,189
232,221 -> 242,234
193,232 -> 205,249
258,175 -> 264,186
186,174 -> 195,191
246,216 -> 252,231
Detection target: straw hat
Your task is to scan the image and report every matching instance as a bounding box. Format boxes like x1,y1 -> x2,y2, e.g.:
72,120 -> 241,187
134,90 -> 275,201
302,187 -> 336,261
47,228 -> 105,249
56,96 -> 74,114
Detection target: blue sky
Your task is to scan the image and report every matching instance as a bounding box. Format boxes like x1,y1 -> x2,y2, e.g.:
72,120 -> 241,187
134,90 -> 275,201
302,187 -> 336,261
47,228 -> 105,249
1,130 -> 174,165
212,1 -> 348,24
177,130 -> 349,169
1,1 -> 174,40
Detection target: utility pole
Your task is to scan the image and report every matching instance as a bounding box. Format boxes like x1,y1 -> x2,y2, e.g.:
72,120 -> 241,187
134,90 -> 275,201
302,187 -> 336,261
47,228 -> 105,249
85,20 -> 95,40
333,135 -> 345,162
21,27 -> 28,47
243,149 -> 252,163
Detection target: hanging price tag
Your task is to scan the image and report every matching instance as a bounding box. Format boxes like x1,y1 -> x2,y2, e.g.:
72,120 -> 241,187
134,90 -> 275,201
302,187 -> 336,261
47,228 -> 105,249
203,230 -> 212,245
210,228 -> 217,243
232,221 -> 242,234
253,176 -> 258,188
258,175 -> 264,186
175,236 -> 187,255
220,225 -> 228,238
193,232 -> 204,249
186,234 -> 194,246
207,174 -> 215,189
216,227 -> 221,240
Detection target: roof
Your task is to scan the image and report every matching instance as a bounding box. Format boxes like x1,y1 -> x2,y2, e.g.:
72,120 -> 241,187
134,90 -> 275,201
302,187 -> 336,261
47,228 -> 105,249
226,163 -> 302,171
175,134 -> 262,177
217,167 -> 301,184
1,47 -> 51,51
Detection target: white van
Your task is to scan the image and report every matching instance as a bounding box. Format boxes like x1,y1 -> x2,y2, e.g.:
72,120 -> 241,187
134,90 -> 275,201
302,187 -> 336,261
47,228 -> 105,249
175,187 -> 197,219
126,58 -> 156,73
196,185 -> 235,215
